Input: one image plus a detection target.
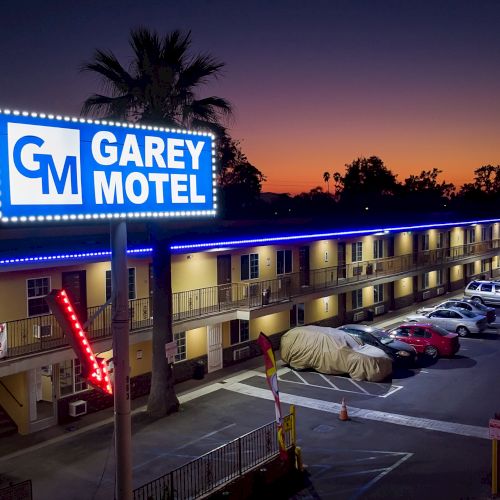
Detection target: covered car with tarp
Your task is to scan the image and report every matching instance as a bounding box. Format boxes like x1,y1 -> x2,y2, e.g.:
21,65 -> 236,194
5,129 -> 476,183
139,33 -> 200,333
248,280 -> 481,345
280,325 -> 392,382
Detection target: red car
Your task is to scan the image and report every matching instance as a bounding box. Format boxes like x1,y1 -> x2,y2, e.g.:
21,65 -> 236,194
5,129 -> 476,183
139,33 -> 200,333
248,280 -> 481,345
388,323 -> 460,359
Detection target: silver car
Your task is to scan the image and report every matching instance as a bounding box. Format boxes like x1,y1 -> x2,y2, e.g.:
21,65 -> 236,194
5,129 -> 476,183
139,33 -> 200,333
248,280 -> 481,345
464,280 -> 500,305
416,298 -> 496,324
405,307 -> 488,337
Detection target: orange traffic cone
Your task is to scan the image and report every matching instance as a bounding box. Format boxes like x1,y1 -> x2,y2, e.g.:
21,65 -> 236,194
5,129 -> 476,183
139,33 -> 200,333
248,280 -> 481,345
339,398 -> 349,421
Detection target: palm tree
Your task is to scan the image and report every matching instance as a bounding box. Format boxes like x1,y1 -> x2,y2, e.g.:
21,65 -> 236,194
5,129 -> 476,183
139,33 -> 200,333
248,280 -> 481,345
323,171 -> 331,193
82,28 -> 233,417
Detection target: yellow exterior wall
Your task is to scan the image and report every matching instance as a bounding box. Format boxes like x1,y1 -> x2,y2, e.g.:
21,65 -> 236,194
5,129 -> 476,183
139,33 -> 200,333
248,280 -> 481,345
449,264 -> 463,283
394,277 -> 413,299
310,240 -> 337,269
251,311 -> 290,338
0,372 -> 29,434
306,295 -> 338,323
171,252 -> 216,292
129,340 -> 153,377
187,327 -> 207,359
394,232 -> 412,256
450,227 -> 464,247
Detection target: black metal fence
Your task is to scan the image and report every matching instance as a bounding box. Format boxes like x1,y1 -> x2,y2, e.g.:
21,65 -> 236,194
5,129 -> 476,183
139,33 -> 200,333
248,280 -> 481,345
133,411 -> 295,500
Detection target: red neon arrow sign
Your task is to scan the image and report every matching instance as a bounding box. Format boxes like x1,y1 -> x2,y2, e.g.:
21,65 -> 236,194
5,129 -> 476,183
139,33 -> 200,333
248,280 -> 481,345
46,289 -> 112,394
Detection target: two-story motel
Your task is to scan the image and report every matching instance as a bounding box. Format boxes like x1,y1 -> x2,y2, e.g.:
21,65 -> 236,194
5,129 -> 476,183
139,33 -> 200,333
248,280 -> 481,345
0,215 -> 499,436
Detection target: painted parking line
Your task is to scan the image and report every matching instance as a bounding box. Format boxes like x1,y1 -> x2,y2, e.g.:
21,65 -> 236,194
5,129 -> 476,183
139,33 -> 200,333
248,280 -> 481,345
350,452 -> 413,500
268,367 -> 403,398
223,382 -> 489,440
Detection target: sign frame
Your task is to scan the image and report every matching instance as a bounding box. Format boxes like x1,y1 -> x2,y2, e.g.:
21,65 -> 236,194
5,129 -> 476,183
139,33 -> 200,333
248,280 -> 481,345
0,109 -> 217,223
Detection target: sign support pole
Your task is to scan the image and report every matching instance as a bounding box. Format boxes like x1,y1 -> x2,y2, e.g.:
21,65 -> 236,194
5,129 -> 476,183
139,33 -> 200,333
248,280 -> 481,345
111,221 -> 132,500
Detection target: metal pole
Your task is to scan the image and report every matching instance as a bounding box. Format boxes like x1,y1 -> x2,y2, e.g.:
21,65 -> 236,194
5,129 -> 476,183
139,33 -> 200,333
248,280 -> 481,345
493,439 -> 498,496
111,221 -> 132,500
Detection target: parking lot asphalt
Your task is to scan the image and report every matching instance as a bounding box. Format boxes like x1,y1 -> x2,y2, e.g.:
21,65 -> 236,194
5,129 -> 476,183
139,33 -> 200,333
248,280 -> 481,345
1,291 -> 499,499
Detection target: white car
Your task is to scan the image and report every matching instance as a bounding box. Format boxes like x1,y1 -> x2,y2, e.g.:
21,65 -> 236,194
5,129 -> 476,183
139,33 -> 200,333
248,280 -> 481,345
405,307 -> 488,337
416,298 -> 496,324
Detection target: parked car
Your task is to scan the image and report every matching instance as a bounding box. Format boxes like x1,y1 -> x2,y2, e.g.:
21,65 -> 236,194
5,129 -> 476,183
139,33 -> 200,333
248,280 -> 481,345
416,298 -> 496,324
388,323 -> 460,359
338,324 -> 418,365
280,325 -> 392,382
464,280 -> 500,305
405,307 -> 488,337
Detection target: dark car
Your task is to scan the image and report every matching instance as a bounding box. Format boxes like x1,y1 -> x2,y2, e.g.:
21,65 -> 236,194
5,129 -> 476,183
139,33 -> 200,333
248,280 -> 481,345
338,324 -> 418,365
388,323 -> 460,359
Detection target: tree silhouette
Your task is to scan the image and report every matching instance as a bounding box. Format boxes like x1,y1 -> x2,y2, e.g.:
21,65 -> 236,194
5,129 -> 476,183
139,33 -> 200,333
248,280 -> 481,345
323,171 -> 331,193
82,28 -> 233,418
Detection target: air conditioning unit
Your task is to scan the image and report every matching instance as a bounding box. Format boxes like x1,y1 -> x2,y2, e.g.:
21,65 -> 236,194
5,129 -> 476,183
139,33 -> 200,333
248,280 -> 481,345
233,346 -> 250,361
33,325 -> 53,339
422,290 -> 431,300
374,305 -> 385,315
353,311 -> 365,322
68,400 -> 87,417
436,287 -> 445,295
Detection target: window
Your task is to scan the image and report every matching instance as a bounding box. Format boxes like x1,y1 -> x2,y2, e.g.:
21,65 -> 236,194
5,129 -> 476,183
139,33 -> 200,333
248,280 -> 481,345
393,327 -> 410,337
373,284 -> 384,304
481,283 -> 493,293
230,319 -> 250,345
437,232 -> 444,249
241,254 -> 259,280
351,242 -> 363,262
290,303 -> 305,327
105,268 -> 136,301
468,228 -> 476,244
467,263 -> 475,276
373,240 -> 384,259
412,328 -> 427,338
276,250 -> 292,275
27,277 -> 51,317
436,269 -> 444,286
422,272 -> 429,289
59,359 -> 87,396
482,227 -> 490,241
352,289 -> 363,310
174,331 -> 186,362
421,234 -> 429,251
481,259 -> 489,273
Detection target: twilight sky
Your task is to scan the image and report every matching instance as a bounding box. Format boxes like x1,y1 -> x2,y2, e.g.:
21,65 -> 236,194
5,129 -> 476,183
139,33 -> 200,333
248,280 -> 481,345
1,0 -> 499,194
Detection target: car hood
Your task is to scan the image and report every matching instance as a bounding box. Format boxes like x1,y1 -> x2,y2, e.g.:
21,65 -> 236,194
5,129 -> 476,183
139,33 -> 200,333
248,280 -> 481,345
416,307 -> 433,314
384,339 -> 416,352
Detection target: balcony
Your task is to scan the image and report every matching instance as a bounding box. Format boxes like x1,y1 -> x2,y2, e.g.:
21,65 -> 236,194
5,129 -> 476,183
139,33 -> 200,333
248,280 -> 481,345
1,239 -> 499,362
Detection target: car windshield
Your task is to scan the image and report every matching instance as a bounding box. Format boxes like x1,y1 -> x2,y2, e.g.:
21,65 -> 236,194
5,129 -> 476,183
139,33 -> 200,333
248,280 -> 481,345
470,301 -> 488,311
432,325 -> 452,337
366,328 -> 392,343
453,308 -> 476,318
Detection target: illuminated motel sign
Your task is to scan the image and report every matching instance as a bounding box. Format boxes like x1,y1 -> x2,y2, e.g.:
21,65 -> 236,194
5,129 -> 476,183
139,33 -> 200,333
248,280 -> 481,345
0,109 -> 216,396
0,110 -> 216,222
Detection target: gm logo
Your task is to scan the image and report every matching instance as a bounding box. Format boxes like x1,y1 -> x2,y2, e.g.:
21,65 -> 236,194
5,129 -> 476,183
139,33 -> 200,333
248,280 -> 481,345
7,123 -> 82,205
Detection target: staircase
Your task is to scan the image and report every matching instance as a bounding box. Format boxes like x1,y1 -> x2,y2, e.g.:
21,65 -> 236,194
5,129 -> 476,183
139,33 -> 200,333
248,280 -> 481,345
0,404 -> 17,438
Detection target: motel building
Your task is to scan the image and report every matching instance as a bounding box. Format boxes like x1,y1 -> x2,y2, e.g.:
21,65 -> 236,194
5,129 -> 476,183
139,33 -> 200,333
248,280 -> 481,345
0,216 -> 499,436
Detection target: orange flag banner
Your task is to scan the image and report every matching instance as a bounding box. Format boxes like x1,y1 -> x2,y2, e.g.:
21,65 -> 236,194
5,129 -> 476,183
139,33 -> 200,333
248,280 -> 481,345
257,332 -> 288,460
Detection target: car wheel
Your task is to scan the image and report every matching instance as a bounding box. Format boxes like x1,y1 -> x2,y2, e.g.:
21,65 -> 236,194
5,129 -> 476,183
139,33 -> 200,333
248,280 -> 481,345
456,326 -> 469,337
424,345 -> 439,359
471,296 -> 484,304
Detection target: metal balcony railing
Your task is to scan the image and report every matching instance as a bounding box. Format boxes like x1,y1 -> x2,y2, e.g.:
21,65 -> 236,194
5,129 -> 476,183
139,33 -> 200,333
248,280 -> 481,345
1,239 -> 499,360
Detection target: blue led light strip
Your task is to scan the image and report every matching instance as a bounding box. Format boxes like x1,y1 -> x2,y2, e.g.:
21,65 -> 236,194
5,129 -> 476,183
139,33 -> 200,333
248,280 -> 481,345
170,217 -> 500,251
0,217 -> 499,267
0,247 -> 153,266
